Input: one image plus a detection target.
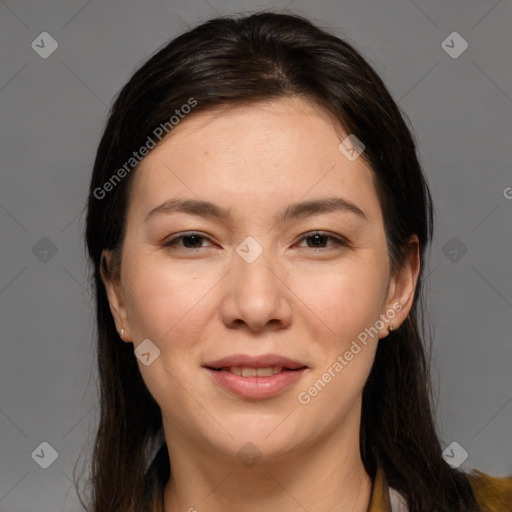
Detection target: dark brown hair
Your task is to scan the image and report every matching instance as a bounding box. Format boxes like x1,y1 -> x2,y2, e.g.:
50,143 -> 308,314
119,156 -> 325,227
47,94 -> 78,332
80,11 -> 480,512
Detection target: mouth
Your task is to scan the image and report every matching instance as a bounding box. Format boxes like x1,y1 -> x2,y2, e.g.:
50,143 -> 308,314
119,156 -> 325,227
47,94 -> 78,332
203,354 -> 308,399
207,365 -> 307,377
204,353 -> 307,374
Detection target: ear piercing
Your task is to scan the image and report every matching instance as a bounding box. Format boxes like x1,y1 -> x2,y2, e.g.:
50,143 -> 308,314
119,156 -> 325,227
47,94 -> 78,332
120,328 -> 125,336
389,324 -> 395,332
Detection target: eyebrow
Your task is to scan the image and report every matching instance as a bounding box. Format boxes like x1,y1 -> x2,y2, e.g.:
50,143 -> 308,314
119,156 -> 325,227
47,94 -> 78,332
144,197 -> 368,224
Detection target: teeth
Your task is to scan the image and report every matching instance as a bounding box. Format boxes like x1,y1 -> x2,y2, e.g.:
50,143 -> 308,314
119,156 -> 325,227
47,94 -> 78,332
228,366 -> 283,377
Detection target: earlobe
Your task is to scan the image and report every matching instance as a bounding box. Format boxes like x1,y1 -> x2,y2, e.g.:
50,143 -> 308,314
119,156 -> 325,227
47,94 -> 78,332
100,249 -> 132,343
379,235 -> 421,339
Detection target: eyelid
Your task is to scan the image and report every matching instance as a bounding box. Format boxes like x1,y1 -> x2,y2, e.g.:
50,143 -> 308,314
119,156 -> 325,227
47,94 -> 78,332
162,231 -> 215,249
294,231 -> 349,249
162,230 -> 349,250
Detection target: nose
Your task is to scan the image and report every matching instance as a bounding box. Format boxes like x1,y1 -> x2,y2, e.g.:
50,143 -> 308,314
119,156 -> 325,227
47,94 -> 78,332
220,247 -> 293,333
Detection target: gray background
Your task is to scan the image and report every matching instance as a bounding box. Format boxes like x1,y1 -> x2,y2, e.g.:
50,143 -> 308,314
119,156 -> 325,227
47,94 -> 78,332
1,0 -> 511,510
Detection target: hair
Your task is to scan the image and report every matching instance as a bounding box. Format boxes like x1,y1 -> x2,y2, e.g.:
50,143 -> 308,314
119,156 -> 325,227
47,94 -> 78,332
80,11 -> 480,512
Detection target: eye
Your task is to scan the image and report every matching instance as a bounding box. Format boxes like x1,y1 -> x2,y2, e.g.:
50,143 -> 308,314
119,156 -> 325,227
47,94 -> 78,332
295,231 -> 348,250
163,232 -> 215,250
162,231 -> 348,252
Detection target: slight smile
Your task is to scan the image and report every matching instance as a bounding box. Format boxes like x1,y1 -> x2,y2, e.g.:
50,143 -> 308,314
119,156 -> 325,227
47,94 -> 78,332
204,353 -> 309,399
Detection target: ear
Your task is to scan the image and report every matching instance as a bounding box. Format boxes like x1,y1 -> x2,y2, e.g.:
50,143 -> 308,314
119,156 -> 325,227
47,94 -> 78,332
100,249 -> 133,343
378,235 -> 421,339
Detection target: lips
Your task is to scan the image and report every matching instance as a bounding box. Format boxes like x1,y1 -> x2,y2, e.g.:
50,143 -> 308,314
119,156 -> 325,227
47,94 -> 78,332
204,353 -> 307,371
204,353 -> 308,399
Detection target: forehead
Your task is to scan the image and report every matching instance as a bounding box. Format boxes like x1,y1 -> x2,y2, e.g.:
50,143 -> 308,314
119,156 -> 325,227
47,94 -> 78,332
128,97 -> 383,226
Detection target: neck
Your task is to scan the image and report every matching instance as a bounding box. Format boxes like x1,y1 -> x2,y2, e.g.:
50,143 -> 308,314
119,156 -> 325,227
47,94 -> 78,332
162,407 -> 372,512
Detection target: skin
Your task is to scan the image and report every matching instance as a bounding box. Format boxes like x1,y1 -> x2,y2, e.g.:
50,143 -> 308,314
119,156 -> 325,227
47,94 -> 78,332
102,96 -> 420,512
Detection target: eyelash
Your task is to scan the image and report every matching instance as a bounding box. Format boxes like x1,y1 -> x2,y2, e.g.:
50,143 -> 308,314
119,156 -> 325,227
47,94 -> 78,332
162,231 -> 349,251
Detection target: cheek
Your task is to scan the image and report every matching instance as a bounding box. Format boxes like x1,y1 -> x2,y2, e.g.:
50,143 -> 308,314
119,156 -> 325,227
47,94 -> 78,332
292,254 -> 389,339
120,253 -> 214,412
290,250 -> 388,409
122,251 -> 216,344
296,349 -> 374,433
294,268 -> 384,419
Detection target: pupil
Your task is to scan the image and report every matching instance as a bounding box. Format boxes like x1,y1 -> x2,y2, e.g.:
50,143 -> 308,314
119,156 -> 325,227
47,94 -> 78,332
184,235 -> 201,248
309,234 -> 324,247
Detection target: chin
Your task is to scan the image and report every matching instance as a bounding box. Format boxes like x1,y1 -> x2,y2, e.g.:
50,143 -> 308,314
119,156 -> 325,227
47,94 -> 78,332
212,415 -> 309,457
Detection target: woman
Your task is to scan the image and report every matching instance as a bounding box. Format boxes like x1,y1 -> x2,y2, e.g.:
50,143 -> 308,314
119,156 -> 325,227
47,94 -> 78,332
80,12 -> 511,512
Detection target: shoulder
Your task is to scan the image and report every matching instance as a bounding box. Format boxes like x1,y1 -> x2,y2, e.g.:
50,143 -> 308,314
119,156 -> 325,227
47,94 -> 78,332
465,469 -> 512,512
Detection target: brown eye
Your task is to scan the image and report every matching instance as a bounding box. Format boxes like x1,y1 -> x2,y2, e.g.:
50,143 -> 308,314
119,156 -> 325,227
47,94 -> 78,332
163,232 -> 213,250
297,231 -> 348,249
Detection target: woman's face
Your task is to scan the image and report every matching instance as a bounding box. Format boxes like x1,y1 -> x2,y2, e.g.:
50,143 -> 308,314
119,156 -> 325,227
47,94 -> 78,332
103,96 -> 418,464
